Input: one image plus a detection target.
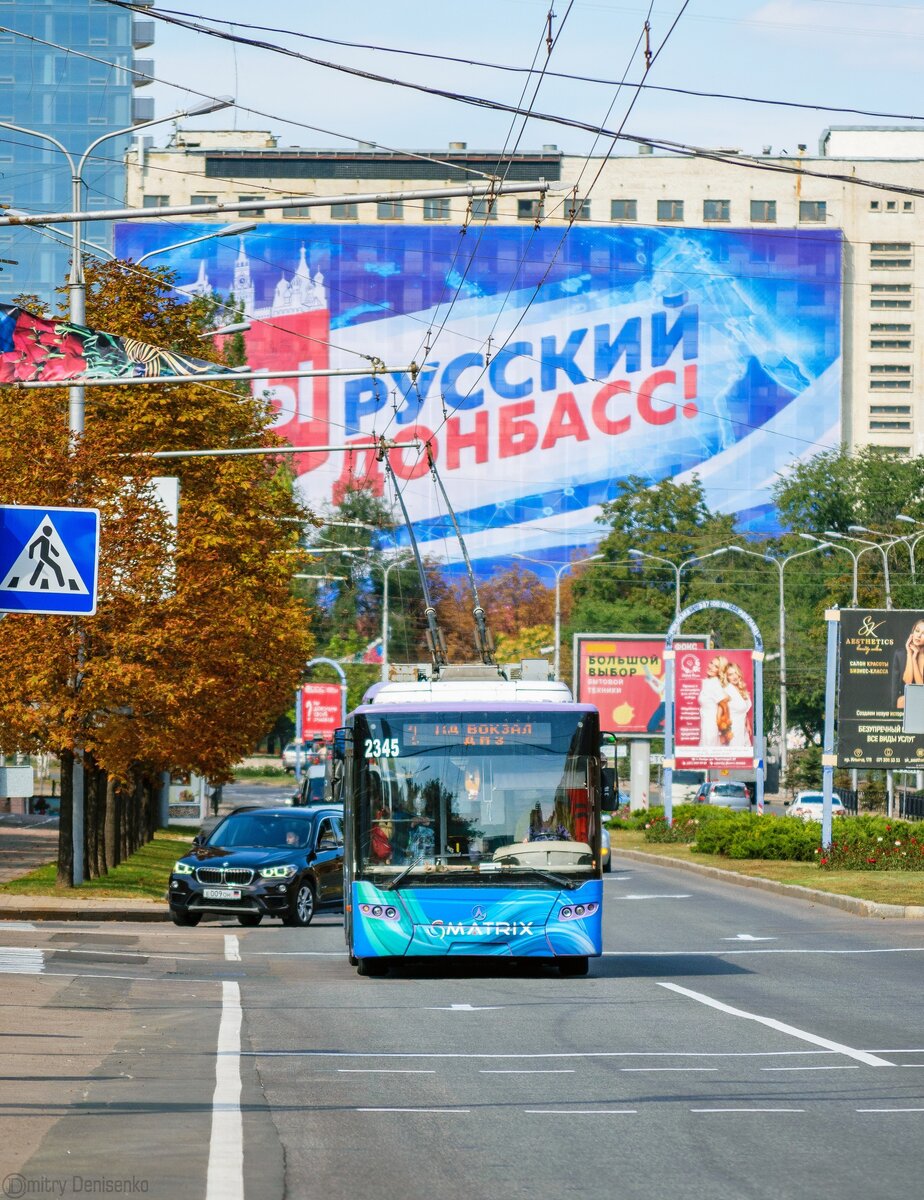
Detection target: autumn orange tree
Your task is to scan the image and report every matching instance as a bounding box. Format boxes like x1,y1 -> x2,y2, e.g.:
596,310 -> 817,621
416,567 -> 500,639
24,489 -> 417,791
0,260 -> 313,883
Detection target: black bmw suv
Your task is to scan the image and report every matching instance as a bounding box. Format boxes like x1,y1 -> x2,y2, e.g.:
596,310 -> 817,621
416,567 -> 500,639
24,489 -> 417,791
168,805 -> 343,928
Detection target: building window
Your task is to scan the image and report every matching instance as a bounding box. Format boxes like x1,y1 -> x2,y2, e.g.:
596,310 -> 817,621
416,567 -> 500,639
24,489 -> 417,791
331,202 -> 358,220
870,421 -> 912,431
569,197 -> 591,221
871,284 -> 912,294
871,257 -> 912,269
611,199 -> 637,221
283,206 -> 312,219
870,200 -> 881,211
143,194 -> 169,207
517,199 -> 542,221
470,198 -> 497,221
238,195 -> 265,216
191,194 -> 218,206
870,405 -> 911,414
886,200 -> 898,211
377,200 -> 404,221
870,380 -> 912,389
424,198 -> 451,221
872,242 -> 911,251
871,299 -> 913,309
750,199 -> 777,222
871,443 -> 910,453
703,199 -> 730,222
871,339 -> 912,350
799,200 -> 826,222
904,200 -> 914,212
657,199 -> 683,222
870,322 -> 911,332
870,364 -> 911,375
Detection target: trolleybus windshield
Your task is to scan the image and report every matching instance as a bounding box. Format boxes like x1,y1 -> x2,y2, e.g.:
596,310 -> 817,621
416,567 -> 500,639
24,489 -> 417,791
353,709 -> 598,885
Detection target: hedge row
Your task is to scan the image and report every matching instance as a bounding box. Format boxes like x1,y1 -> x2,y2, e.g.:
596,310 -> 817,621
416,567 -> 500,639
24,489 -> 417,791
632,809 -> 924,869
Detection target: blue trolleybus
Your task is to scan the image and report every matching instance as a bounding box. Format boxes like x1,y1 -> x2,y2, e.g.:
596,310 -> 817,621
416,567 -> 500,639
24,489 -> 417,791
342,673 -> 603,976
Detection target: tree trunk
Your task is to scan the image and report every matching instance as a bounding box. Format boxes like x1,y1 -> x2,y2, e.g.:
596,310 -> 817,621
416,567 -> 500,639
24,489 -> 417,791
102,776 -> 117,875
57,749 -> 74,887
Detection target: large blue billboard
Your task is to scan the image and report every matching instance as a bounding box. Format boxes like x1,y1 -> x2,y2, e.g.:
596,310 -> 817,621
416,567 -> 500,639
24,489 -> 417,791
114,222 -> 842,567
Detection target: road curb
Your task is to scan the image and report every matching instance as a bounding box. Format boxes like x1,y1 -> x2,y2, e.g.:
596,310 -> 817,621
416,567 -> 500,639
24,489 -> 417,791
0,899 -> 166,922
613,848 -> 924,919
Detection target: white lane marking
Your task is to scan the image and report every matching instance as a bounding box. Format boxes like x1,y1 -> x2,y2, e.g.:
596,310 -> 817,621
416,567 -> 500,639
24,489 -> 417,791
357,1108 -> 469,1114
615,894 -> 692,901
620,1067 -> 717,1073
691,1108 -> 805,1114
722,934 -> 777,942
761,1066 -> 860,1072
206,981 -> 243,1200
605,948 -> 924,957
525,1109 -> 636,1115
246,1049 -> 837,1060
338,1069 -> 435,1074
658,983 -> 894,1068
0,947 -> 44,974
0,922 -> 36,930
426,1003 -> 502,1011
480,1069 -> 575,1075
857,1108 -> 924,1113
224,935 -> 241,962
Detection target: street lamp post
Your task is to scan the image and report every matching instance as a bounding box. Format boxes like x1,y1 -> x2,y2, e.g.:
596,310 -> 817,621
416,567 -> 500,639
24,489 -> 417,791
800,534 -> 857,605
627,549 -> 681,617
826,531 -> 893,608
379,558 -> 415,682
0,99 -> 233,885
511,553 -> 602,681
714,542 -> 834,775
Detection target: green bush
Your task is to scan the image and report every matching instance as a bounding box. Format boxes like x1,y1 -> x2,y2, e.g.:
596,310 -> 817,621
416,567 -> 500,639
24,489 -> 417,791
691,812 -> 820,861
642,804 -> 731,844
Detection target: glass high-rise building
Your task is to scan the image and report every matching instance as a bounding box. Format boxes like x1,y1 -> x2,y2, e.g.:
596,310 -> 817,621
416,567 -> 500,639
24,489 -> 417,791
0,0 -> 155,307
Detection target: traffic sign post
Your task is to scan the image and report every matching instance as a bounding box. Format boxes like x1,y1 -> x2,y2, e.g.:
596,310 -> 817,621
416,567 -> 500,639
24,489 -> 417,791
0,504 -> 99,615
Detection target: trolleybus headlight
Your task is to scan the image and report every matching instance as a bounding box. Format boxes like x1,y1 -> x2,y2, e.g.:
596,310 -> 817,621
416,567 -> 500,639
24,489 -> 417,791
560,906 -> 572,919
384,907 -> 398,919
372,905 -> 383,917
573,904 -> 585,916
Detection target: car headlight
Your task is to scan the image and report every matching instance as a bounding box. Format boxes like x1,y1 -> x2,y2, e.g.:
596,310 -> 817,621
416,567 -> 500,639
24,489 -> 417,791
173,861 -> 194,875
259,865 -> 297,880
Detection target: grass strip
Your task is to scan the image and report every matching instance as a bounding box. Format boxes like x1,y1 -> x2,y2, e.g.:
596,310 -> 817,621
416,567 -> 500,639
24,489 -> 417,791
0,829 -> 196,901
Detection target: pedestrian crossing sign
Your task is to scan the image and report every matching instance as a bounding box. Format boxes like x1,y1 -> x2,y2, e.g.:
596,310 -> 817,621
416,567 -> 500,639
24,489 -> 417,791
0,504 -> 99,615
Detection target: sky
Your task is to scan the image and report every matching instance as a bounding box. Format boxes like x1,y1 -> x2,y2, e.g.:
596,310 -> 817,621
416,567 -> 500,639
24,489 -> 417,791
141,0 -> 924,160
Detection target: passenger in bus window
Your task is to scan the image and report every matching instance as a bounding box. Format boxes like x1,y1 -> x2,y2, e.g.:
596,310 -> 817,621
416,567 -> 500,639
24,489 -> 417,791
371,809 -> 393,863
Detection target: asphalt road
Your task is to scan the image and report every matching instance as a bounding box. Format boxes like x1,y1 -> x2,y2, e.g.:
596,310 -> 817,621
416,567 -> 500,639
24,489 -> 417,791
0,855 -> 922,1200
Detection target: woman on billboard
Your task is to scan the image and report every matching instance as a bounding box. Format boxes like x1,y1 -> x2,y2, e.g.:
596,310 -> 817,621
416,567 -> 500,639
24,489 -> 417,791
698,656 -> 729,746
894,618 -> 924,710
725,661 -> 753,747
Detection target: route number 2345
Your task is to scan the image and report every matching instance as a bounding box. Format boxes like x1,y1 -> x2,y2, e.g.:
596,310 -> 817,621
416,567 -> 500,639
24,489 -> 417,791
364,737 -> 400,758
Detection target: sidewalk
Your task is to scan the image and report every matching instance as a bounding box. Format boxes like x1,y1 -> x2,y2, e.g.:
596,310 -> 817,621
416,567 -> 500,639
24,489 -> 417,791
0,819 -> 166,921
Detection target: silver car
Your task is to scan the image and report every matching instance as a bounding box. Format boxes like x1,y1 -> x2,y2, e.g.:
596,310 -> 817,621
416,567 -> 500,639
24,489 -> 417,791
600,824 -> 612,873
698,781 -> 751,811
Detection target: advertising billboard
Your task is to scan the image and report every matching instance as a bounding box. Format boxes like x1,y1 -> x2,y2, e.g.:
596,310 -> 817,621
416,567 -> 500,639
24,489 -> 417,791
114,223 -> 842,567
300,683 -> 343,742
673,647 -> 755,770
574,633 -> 709,737
838,609 -> 924,768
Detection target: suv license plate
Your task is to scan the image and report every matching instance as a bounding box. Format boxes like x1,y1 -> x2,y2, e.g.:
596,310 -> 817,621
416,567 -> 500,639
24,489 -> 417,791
203,887 -> 241,900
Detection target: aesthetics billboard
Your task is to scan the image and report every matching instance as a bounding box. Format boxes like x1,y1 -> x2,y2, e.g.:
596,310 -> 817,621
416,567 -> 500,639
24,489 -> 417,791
114,223 -> 842,567
838,609 -> 924,768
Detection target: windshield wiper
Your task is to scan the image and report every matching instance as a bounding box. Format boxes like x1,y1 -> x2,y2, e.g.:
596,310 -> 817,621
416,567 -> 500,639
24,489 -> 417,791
382,854 -> 426,890
498,864 -> 579,890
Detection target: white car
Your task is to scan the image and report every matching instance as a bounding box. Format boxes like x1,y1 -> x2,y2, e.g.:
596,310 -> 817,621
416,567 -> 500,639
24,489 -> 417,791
786,791 -> 847,821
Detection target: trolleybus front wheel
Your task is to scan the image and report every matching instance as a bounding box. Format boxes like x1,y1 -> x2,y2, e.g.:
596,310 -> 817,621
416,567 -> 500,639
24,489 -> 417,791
356,957 -> 388,977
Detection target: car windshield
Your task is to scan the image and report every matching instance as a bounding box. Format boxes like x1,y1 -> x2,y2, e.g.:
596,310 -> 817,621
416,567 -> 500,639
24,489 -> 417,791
207,813 -> 312,850
353,708 -> 598,885
800,795 -> 825,804
714,784 -> 745,796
